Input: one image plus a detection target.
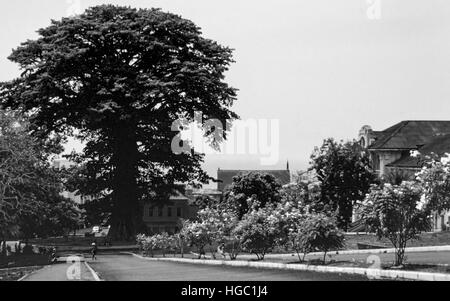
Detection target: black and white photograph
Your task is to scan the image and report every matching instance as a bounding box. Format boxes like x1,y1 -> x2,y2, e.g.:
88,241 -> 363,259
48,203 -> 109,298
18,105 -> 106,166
0,0 -> 449,287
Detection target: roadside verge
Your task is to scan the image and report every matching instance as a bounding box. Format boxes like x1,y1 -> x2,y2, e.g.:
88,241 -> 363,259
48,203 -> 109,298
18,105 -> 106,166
124,252 -> 450,281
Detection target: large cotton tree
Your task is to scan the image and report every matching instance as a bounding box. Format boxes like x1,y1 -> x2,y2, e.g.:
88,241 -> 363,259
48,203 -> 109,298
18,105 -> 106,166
0,5 -> 237,240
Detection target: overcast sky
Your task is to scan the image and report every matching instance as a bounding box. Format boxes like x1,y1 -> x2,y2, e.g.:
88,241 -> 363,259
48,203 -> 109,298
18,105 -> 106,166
2,0 -> 450,183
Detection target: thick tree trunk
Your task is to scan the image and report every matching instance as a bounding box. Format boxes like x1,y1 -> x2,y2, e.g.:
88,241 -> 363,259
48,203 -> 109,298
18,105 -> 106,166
108,125 -> 143,241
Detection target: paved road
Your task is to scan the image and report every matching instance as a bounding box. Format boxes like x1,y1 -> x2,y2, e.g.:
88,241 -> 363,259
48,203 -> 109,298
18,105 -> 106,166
24,261 -> 96,281
88,254 -> 368,281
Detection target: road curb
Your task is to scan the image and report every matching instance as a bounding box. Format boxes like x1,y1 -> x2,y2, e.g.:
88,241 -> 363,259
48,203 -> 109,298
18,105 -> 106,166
84,262 -> 102,281
124,252 -> 450,281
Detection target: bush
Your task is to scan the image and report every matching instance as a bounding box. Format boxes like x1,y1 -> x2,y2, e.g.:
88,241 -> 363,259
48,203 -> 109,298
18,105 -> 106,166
181,221 -> 215,259
300,213 -> 344,263
137,233 -> 185,258
362,182 -> 431,266
136,234 -> 158,257
233,206 -> 281,260
180,207 -> 241,260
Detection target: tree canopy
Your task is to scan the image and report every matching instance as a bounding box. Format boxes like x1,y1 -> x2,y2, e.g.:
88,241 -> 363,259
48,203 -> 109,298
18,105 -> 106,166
0,5 -> 238,240
222,172 -> 283,219
362,181 -> 431,266
0,110 -> 81,240
310,138 -> 376,230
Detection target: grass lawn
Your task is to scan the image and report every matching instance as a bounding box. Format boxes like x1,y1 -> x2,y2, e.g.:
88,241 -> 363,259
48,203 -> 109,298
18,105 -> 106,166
0,266 -> 43,281
344,231 -> 450,249
0,255 -> 50,281
0,254 -> 50,269
135,244 -> 450,276
261,255 -> 450,274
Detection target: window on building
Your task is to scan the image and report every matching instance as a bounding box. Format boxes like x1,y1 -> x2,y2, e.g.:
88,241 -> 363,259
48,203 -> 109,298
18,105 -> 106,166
168,207 -> 172,217
149,207 -> 154,217
177,207 -> 182,217
158,207 -> 163,217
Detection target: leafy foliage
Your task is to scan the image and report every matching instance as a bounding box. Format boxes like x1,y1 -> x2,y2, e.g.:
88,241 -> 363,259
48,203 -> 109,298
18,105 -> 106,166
181,220 -> 216,258
222,172 -> 282,219
0,5 -> 237,240
79,197 -> 113,228
0,111 -> 82,240
233,206 -> 282,260
362,182 -> 431,266
299,213 -> 344,263
310,138 -> 376,230
416,153 -> 450,213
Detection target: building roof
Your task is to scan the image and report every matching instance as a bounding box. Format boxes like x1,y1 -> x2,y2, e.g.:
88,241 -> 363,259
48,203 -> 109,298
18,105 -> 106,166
387,134 -> 450,168
169,190 -> 189,201
189,189 -> 223,196
217,169 -> 291,191
369,121 -> 450,150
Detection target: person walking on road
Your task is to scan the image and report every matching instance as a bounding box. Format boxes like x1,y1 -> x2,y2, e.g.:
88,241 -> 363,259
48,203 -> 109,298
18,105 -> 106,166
91,242 -> 98,260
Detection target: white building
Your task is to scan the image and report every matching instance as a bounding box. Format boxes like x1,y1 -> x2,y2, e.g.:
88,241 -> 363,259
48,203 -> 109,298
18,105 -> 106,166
359,122 -> 450,232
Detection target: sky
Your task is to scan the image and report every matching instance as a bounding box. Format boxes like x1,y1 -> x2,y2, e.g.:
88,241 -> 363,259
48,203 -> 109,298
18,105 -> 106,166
1,0 -> 450,184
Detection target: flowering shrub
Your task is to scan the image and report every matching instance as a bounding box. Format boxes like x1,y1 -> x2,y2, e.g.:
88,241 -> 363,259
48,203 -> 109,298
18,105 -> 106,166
212,209 -> 241,260
136,234 -> 159,257
155,233 -> 171,257
416,153 -> 450,213
136,233 -> 175,257
172,231 -> 187,258
300,213 -> 344,263
181,220 -> 215,259
233,206 -> 281,260
181,207 -> 242,260
362,182 -> 431,266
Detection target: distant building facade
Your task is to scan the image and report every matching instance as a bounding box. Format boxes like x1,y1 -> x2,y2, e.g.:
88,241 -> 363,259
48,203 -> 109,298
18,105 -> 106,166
142,184 -> 229,234
144,165 -> 293,234
143,189 -> 199,234
359,121 -> 450,231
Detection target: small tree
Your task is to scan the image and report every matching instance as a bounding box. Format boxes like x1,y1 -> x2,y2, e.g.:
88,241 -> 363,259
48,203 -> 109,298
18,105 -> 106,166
287,225 -> 311,262
362,182 -> 431,266
301,213 -> 344,263
416,153 -> 450,214
222,172 -> 283,219
182,221 -> 215,259
139,235 -> 159,258
233,206 -> 281,260
136,234 -> 146,252
176,219 -> 191,258
156,233 -> 171,258
310,138 -> 376,230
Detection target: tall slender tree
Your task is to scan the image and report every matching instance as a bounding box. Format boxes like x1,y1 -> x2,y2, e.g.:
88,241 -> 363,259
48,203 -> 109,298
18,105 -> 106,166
310,139 -> 375,230
0,5 -> 237,240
